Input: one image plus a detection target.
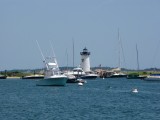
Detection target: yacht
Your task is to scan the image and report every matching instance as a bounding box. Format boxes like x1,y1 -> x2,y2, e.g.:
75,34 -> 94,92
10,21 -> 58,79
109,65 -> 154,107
66,67 -> 85,79
126,74 -> 146,79
67,67 -> 98,79
64,73 -> 77,83
144,74 -> 160,81
0,75 -> 7,79
81,71 -> 98,79
110,72 -> 127,78
36,57 -> 67,86
109,68 -> 127,78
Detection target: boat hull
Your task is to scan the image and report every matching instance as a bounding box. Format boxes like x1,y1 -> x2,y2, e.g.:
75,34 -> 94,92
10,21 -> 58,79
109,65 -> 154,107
110,75 -> 127,78
144,74 -> 160,81
127,75 -> 146,79
36,77 -> 67,86
81,75 -> 98,79
0,76 -> 7,79
144,78 -> 160,81
22,76 -> 44,79
67,79 -> 77,83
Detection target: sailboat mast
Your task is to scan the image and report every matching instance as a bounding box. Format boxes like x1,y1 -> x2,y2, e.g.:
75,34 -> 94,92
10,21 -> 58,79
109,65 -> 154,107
65,49 -> 69,71
118,28 -> 121,68
136,44 -> 140,71
72,38 -> 75,68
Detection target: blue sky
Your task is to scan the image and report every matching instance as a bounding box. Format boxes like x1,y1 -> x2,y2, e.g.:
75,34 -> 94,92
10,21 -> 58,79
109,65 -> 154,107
0,0 -> 160,70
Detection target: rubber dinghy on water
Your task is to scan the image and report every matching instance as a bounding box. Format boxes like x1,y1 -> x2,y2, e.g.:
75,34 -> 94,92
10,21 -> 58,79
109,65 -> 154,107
78,82 -> 83,86
132,88 -> 138,93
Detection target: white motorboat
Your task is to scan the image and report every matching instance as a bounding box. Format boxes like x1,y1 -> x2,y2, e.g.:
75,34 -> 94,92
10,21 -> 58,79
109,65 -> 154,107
64,73 -> 77,83
110,72 -> 127,78
81,72 -> 98,79
66,67 -> 85,78
67,67 -> 98,80
0,75 -> 7,79
36,40 -> 67,86
36,57 -> 67,86
144,74 -> 160,81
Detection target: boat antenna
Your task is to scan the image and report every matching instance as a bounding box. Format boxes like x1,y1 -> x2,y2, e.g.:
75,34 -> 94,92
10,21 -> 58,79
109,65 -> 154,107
36,40 -> 45,62
36,40 -> 49,70
49,40 -> 59,69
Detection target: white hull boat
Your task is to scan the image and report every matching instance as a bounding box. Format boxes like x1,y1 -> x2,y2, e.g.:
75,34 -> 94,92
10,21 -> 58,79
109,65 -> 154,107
81,73 -> 98,79
36,58 -> 67,86
36,41 -> 67,86
37,75 -> 67,86
144,74 -> 160,81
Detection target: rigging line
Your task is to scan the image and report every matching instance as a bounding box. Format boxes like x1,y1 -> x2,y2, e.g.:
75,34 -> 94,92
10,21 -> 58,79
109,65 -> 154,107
36,40 -> 45,62
36,40 -> 49,70
117,28 -> 126,69
120,37 -> 127,69
62,48 -> 69,70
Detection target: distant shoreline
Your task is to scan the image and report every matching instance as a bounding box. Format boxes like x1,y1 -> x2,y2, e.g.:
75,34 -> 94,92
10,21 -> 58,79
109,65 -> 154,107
7,77 -> 21,79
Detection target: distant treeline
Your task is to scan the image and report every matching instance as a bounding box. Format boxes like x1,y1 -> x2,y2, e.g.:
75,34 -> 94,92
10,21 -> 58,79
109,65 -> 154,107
0,69 -> 44,77
1,67 -> 160,77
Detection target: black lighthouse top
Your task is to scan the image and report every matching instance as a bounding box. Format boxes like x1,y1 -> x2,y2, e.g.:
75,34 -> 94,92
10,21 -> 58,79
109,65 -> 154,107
80,47 -> 90,55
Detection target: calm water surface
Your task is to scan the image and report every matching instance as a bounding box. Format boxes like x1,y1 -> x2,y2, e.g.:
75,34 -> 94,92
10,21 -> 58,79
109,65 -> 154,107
0,78 -> 160,120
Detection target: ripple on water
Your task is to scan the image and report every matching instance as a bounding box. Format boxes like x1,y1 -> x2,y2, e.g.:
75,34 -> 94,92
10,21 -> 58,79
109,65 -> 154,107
1,78 -> 160,120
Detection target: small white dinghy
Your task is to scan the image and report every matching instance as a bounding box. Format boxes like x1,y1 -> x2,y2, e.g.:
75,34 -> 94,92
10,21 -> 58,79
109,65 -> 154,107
78,82 -> 83,86
132,88 -> 138,93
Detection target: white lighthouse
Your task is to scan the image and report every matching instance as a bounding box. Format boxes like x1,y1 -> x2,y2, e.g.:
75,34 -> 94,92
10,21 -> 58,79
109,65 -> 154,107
80,47 -> 91,72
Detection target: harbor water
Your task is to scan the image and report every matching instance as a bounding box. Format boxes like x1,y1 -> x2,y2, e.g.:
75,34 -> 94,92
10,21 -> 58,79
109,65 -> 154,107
0,78 -> 160,120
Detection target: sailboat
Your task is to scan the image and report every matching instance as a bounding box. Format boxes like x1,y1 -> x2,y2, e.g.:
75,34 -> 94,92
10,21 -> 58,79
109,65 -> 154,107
36,41 -> 67,86
110,29 -> 127,78
144,74 -> 160,81
144,42 -> 160,81
127,44 -> 146,79
64,39 -> 78,83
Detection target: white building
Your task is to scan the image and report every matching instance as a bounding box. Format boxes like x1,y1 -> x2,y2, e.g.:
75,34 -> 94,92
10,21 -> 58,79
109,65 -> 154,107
80,47 -> 91,72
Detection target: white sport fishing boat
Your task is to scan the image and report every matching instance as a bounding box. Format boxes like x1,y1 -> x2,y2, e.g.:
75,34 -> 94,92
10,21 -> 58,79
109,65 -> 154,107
36,57 -> 67,86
